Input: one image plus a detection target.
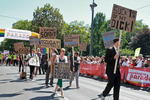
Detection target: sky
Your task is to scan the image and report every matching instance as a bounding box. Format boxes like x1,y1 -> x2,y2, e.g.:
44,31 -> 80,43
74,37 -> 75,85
0,0 -> 150,42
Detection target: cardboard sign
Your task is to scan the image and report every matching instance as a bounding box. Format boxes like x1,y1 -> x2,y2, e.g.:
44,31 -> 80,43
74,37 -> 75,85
14,42 -> 24,51
54,62 -> 70,79
64,34 -> 81,47
102,31 -> 115,48
110,4 -> 137,32
29,36 -> 39,45
28,56 -> 40,67
18,47 -> 30,54
36,44 -> 41,49
80,42 -> 87,51
40,39 -> 61,49
39,27 -> 56,39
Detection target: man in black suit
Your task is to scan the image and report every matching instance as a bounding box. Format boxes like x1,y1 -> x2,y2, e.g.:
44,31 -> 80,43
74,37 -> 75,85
101,38 -> 121,100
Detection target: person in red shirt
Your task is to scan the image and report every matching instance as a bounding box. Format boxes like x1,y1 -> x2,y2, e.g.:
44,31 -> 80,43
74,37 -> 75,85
130,59 -> 136,68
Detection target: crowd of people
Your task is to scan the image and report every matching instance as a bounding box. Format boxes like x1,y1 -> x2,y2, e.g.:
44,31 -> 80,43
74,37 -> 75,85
0,48 -> 80,98
80,54 -> 149,68
0,43 -> 149,100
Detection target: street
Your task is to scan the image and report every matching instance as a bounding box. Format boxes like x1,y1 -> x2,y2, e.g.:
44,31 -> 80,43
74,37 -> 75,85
0,65 -> 150,100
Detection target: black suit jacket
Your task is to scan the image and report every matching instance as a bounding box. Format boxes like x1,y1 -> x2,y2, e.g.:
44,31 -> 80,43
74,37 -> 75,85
105,47 -> 120,75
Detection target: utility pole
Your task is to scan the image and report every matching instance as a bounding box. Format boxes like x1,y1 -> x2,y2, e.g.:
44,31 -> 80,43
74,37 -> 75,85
90,0 -> 97,55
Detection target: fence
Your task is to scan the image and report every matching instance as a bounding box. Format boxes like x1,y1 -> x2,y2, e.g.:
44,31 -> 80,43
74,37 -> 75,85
79,63 -> 150,88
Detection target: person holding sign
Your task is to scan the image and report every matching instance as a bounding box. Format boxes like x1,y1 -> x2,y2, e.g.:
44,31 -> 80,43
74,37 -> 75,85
28,49 -> 36,80
54,48 -> 68,98
101,38 -> 121,100
69,52 -> 80,88
45,48 -> 56,87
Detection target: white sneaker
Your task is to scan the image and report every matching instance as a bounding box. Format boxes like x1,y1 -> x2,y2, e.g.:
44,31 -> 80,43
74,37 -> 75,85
101,95 -> 105,100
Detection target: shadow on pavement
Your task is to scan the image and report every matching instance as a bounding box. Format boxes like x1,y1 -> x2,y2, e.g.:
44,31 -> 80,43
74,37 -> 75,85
91,94 -> 113,100
0,79 -> 13,82
24,86 -> 45,91
0,82 -> 8,84
7,73 -> 18,75
0,93 -> 23,97
30,93 -> 62,100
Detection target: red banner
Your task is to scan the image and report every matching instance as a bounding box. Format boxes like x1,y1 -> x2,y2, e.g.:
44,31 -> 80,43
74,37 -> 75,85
80,63 -> 150,87
125,67 -> 150,87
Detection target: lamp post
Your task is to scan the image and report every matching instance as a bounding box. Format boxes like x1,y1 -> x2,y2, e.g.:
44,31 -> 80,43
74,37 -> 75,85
89,0 -> 97,55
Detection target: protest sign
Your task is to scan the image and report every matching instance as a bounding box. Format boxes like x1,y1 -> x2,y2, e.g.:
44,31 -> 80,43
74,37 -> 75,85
64,34 -> 81,47
18,47 -> 30,54
54,62 -> 70,79
102,31 -> 115,48
110,4 -> 137,32
80,42 -> 87,51
40,39 -> 61,49
14,42 -> 24,51
39,27 -> 56,39
5,28 -> 31,40
28,56 -> 40,67
29,36 -> 39,45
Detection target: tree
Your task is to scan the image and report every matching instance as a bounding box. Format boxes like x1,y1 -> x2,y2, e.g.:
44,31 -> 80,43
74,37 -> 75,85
12,20 -> 32,31
130,27 -> 150,56
0,20 -> 31,52
62,21 -> 90,55
32,4 -> 65,40
92,12 -> 112,56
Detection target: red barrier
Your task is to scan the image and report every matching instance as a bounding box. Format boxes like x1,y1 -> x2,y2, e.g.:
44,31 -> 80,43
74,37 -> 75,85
125,67 -> 150,87
80,63 -> 150,87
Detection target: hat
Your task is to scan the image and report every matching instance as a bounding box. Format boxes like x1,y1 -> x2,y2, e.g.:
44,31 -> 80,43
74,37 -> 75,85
138,54 -> 143,58
61,48 -> 66,52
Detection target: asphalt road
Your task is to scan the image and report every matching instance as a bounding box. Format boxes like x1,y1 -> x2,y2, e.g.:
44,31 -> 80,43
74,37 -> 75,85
0,65 -> 150,100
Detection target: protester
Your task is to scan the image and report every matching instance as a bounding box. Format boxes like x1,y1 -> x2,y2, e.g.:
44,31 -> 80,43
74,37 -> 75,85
54,48 -> 68,98
28,49 -> 36,80
69,52 -> 80,88
101,38 -> 121,100
0,53 -> 2,65
35,48 -> 41,76
39,50 -> 45,75
13,54 -> 18,66
6,53 -> 12,66
19,54 -> 24,72
45,48 -> 56,87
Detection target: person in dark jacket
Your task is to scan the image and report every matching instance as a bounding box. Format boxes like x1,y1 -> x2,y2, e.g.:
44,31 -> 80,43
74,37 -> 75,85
101,38 -> 121,100
69,52 -> 80,88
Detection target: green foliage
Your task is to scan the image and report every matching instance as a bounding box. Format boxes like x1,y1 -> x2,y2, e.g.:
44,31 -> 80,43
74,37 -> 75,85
62,21 -> 90,55
92,12 -> 112,56
121,48 -> 134,57
130,27 -> 150,56
32,4 -> 64,39
12,20 -> 32,30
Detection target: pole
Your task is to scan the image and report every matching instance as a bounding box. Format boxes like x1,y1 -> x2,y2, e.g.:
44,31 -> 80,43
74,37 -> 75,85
90,0 -> 94,56
72,46 -> 74,66
114,30 -> 122,74
50,48 -> 53,77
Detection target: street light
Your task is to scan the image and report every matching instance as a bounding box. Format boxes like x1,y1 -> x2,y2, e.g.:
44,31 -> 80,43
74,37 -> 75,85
90,0 -> 97,55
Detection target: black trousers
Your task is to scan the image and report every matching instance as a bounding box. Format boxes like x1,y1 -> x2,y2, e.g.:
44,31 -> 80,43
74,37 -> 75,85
6,59 -> 11,66
30,66 -> 35,79
45,66 -> 54,85
19,61 -> 23,72
102,71 -> 121,100
39,64 -> 45,74
13,60 -> 18,66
